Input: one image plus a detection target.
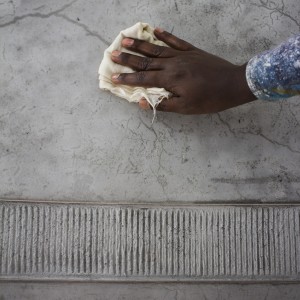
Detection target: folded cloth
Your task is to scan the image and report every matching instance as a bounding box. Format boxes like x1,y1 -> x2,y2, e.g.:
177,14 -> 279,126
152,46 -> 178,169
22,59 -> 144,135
98,22 -> 171,116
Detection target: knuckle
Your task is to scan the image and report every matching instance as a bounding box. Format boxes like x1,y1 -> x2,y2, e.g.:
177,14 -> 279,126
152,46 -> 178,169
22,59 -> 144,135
152,45 -> 164,57
135,71 -> 146,83
138,57 -> 153,70
171,69 -> 185,80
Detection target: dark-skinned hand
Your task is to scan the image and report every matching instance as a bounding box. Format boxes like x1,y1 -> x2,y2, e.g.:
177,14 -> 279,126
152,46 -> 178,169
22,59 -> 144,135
111,28 -> 257,114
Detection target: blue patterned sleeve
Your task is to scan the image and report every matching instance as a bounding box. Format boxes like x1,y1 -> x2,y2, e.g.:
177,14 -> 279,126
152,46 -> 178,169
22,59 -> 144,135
246,35 -> 300,100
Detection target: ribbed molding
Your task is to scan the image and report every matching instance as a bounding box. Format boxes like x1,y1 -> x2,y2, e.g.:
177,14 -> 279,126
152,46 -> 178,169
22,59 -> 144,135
1,201 -> 300,281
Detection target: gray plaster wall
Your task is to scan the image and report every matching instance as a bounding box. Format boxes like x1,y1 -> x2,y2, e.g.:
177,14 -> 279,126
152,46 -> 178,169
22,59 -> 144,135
1,0 -> 300,203
1,0 -> 300,299
0,282 -> 300,300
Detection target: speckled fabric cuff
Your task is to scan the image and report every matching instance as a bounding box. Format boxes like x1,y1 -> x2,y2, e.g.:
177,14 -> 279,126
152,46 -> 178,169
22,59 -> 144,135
246,35 -> 300,101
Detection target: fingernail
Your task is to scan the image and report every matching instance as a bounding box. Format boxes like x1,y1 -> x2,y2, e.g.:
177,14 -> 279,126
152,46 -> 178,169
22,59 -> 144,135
155,27 -> 164,33
139,98 -> 150,110
112,74 -> 120,80
112,50 -> 121,57
122,38 -> 134,46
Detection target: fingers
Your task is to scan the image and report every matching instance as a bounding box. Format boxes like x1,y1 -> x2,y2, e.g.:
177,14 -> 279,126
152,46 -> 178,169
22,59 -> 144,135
121,38 -> 174,58
112,71 -> 164,88
139,98 -> 151,110
111,50 -> 163,71
154,28 -> 194,51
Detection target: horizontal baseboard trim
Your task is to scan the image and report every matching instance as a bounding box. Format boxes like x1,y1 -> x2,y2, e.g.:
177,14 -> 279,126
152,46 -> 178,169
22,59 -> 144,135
0,201 -> 300,282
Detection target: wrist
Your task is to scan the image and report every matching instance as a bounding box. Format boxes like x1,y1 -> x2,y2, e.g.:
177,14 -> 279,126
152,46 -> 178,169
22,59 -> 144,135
233,63 -> 257,105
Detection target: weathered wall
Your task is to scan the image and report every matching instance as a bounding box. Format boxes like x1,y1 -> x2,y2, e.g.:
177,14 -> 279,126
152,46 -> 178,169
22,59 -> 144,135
1,0 -> 300,298
1,0 -> 300,203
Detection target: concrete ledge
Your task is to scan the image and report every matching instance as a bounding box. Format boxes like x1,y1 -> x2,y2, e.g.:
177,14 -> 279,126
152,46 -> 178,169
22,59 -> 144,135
1,200 -> 300,282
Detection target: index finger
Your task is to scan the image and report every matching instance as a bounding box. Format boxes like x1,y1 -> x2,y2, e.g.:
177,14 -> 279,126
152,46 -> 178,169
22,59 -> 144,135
121,38 -> 175,58
112,70 -> 166,88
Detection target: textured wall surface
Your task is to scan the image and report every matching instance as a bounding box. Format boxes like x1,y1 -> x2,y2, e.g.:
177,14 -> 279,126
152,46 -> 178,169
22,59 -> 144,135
1,0 -> 300,298
0,0 -> 300,203
1,282 -> 300,300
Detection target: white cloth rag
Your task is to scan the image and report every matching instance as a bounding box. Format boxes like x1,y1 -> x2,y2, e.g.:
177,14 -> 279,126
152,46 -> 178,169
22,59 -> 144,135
98,22 -> 171,115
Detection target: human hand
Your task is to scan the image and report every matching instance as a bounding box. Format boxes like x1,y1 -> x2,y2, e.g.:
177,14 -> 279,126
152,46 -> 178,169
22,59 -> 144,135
111,28 -> 257,114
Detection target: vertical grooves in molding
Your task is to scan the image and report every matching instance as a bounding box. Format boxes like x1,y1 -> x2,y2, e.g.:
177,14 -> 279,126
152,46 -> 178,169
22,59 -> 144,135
86,208 -> 90,274
155,209 -> 160,276
295,209 -> 300,273
236,208 -> 240,276
241,208 -> 246,276
0,205 -> 3,273
166,210 -> 172,276
179,210 -> 184,276
43,206 -> 48,273
108,208 -> 113,275
190,210 -> 195,276
162,209 -> 167,276
285,208 -> 291,275
149,209 -> 154,275
184,210 -> 189,276
135,209 -> 138,276
79,207 -> 84,273
115,208 -> 120,276
14,206 -> 20,274
265,208 -> 270,275
56,207 -> 61,274
96,208 -> 100,274
103,208 -> 108,275
68,207 -> 73,274
247,208 -> 252,276
7,205 -> 13,274
50,206 -> 55,274
3,206 -> 8,274
213,210 -> 218,276
127,208 -> 131,275
144,210 -> 149,276
290,209 -> 295,275
259,207 -> 263,276
76,207 -> 80,274
100,208 -> 104,274
138,209 -> 143,275
120,208 -> 125,276
274,207 -> 280,275
269,207 -> 275,275
253,208 -> 257,275
32,206 -> 37,274
230,208 -> 235,275
203,210 -> 207,276
23,206 -> 27,274
224,209 -> 229,276
0,202 -> 300,281
207,210 -> 212,276
19,206 -> 24,274
279,209 -> 284,275
173,209 -> 178,276
195,210 -> 200,276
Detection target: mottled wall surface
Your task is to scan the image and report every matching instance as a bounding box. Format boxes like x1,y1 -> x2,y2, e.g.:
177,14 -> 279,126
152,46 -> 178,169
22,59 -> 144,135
1,282 -> 300,300
0,0 -> 299,202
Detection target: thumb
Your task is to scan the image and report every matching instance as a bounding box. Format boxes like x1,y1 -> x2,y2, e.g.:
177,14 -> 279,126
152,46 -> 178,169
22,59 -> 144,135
156,96 -> 182,113
139,96 -> 183,113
